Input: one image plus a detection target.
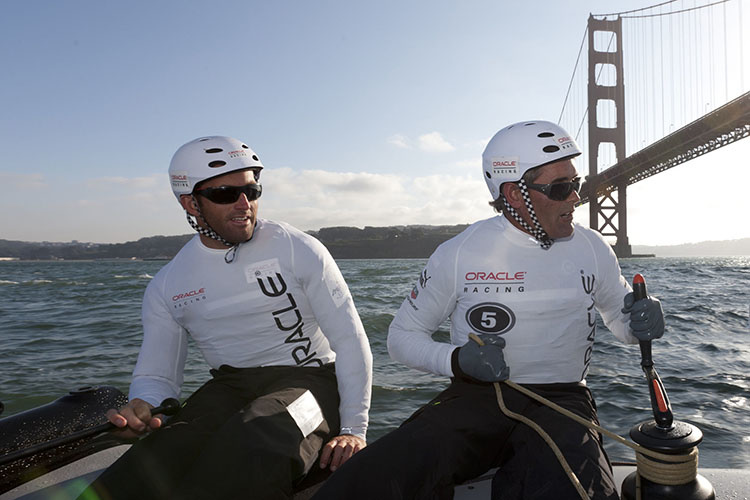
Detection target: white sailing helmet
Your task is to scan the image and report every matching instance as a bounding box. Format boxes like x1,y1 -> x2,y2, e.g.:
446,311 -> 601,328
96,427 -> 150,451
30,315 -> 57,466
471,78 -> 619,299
168,136 -> 264,201
481,120 -> 581,200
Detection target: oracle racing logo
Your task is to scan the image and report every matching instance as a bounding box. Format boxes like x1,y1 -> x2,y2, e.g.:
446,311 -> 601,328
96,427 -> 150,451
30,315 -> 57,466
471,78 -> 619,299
228,149 -> 248,158
170,172 -> 190,190
463,271 -> 526,294
172,287 -> 206,308
465,271 -> 526,281
558,136 -> 576,150
580,270 -> 596,380
257,272 -> 323,367
490,156 -> 519,176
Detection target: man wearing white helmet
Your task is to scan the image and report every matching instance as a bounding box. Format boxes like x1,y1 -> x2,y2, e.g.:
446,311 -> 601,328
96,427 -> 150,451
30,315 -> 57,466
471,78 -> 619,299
81,136 -> 373,500
314,121 -> 664,499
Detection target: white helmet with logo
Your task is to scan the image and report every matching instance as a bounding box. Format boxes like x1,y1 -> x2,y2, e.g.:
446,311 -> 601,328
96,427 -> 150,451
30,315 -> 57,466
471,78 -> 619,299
481,120 -> 581,200
168,136 -> 264,201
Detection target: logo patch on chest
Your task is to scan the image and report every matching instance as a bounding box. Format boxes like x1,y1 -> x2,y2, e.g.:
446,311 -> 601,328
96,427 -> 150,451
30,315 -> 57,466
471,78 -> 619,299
465,302 -> 516,334
245,258 -> 282,283
172,287 -> 207,309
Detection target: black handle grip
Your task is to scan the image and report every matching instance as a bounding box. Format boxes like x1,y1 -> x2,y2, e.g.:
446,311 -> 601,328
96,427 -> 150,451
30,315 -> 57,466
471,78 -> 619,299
632,275 -> 673,429
632,274 -> 653,368
150,398 -> 181,417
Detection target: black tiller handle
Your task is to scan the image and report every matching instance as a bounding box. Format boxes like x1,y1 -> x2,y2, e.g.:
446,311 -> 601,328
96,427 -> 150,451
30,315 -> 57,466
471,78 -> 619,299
632,274 -> 673,429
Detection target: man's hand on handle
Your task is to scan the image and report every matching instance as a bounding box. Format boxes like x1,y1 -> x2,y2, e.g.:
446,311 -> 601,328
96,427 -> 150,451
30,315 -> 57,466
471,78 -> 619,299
452,333 -> 510,383
622,292 -> 665,341
106,398 -> 166,439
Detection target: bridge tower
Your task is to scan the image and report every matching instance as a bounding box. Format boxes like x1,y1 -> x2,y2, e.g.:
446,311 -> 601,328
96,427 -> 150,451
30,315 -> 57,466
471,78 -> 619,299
587,15 -> 632,258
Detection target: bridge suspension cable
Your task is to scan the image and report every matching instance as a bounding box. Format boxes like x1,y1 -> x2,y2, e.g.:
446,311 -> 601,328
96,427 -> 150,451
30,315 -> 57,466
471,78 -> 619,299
614,0 -> 732,19
590,0 -> 735,19
557,0 -> 746,177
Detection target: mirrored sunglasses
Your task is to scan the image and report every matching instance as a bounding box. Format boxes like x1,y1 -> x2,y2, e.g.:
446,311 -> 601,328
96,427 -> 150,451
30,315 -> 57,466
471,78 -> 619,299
194,183 -> 262,204
526,177 -> 581,201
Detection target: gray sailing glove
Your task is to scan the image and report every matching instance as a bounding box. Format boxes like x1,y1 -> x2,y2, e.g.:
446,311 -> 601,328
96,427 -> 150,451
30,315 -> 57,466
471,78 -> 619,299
451,334 -> 510,383
622,293 -> 665,341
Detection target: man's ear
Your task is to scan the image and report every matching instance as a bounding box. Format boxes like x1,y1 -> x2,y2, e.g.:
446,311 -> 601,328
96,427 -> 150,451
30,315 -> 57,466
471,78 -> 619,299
501,183 -> 524,209
179,194 -> 199,216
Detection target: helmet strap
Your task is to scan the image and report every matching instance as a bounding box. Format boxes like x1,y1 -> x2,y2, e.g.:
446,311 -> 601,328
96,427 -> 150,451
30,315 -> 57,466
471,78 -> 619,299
185,196 -> 244,263
502,180 -> 553,249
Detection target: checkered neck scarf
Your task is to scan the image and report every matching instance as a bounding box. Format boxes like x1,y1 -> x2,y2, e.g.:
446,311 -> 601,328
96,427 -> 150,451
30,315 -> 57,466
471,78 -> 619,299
186,197 -> 243,263
501,179 -> 553,250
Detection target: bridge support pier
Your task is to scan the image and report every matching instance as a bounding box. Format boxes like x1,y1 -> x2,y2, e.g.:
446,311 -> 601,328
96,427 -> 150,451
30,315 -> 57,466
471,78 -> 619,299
587,15 -> 632,258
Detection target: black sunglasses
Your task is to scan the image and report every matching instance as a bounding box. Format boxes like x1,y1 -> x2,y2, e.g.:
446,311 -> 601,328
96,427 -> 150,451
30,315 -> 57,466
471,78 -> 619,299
526,177 -> 581,201
194,183 -> 263,204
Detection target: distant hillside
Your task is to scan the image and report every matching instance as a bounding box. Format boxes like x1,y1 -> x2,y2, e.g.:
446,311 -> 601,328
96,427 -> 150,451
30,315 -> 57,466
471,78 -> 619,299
0,229 -> 747,260
0,235 -> 192,261
0,226 -> 469,261
308,225 -> 469,259
632,238 -> 750,257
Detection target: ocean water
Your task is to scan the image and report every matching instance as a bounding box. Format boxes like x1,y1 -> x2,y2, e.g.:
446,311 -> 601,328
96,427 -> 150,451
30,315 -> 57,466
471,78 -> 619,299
0,256 -> 748,469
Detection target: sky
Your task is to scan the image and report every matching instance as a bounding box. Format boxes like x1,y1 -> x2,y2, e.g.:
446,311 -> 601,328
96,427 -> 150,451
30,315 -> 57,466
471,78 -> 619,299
1,0 -> 748,246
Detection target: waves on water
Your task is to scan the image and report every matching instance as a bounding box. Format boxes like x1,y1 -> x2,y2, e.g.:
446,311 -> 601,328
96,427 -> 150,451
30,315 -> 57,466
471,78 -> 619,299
0,256 -> 748,468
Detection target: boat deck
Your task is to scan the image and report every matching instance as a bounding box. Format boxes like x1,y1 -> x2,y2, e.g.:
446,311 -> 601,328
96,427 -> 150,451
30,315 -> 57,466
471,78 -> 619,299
2,446 -> 749,500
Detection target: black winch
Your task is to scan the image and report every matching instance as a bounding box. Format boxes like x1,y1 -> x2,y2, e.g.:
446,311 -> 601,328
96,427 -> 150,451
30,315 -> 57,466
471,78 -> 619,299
620,274 -> 715,500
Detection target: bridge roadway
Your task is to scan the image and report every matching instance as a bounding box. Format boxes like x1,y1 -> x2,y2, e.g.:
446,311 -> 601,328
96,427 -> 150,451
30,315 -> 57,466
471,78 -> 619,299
579,91 -> 750,204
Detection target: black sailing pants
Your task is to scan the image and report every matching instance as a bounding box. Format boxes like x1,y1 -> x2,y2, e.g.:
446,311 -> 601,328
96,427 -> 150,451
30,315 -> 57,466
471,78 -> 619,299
312,379 -> 618,500
82,363 -> 340,500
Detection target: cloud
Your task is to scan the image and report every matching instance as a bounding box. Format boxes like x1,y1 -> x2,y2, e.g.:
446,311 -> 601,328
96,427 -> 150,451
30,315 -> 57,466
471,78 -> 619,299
466,136 -> 493,150
85,174 -> 161,190
0,172 -> 47,190
0,172 -> 182,243
387,134 -> 410,149
263,168 -> 406,206
387,131 -> 456,153
456,158 -> 481,170
418,132 -> 455,153
259,168 -> 490,231
65,174 -> 174,211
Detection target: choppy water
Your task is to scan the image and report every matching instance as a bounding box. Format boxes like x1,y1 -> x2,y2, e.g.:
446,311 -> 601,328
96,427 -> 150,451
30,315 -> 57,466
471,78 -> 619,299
1,256 -> 748,469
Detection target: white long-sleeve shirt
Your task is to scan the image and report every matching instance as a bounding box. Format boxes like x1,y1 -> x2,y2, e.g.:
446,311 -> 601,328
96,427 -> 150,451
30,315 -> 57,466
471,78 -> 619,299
388,215 -> 637,384
130,219 -> 372,439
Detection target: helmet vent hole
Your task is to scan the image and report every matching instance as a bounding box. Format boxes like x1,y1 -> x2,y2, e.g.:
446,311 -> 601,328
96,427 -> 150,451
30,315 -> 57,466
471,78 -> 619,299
208,160 -> 227,168
543,145 -> 560,153
252,155 -> 259,161
205,148 -> 223,154
537,132 -> 554,138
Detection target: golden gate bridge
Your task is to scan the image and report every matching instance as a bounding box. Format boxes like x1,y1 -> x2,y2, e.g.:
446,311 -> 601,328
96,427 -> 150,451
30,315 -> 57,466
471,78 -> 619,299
557,0 -> 749,257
